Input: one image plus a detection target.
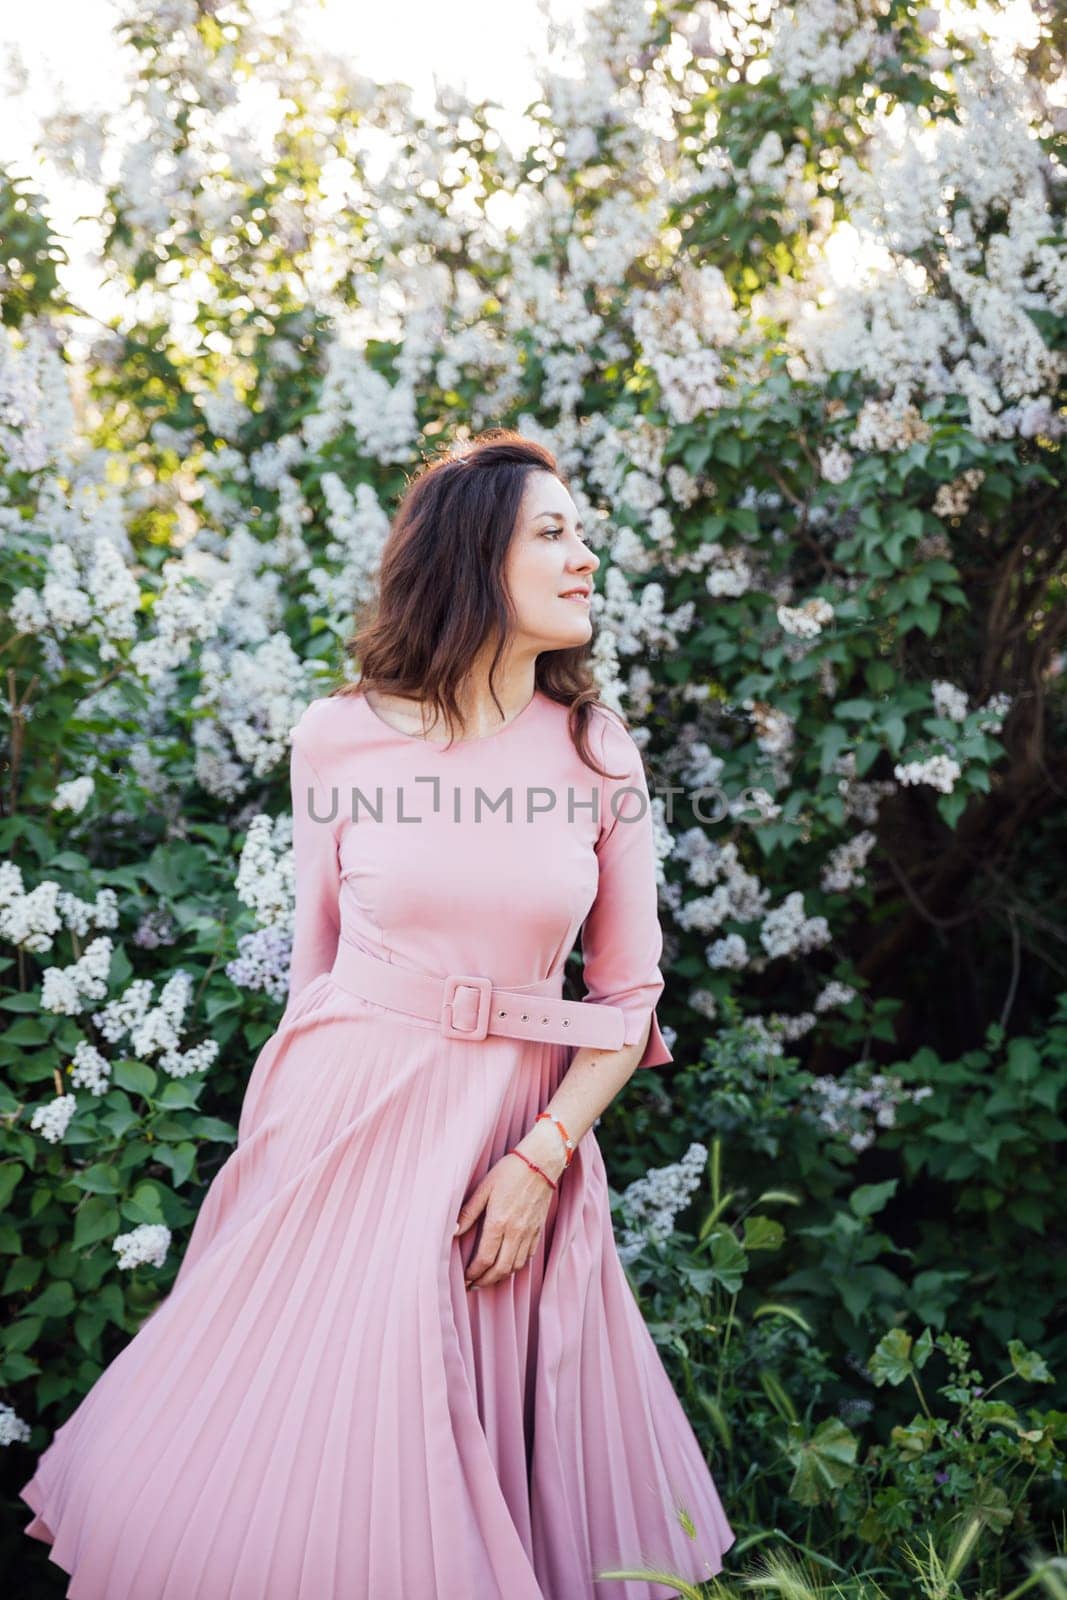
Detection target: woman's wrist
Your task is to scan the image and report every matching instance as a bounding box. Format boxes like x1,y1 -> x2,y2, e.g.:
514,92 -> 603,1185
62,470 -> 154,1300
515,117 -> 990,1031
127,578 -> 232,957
515,1119 -> 569,1182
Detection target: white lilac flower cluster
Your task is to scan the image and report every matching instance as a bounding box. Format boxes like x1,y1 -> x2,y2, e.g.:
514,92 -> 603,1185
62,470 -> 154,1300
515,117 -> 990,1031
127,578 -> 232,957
707,932 -> 750,970
11,534 -> 140,665
51,776 -> 96,815
225,810 -> 299,1002
974,692 -> 1012,734
0,322 -> 75,473
676,741 -> 727,794
687,988 -> 719,1022
615,1142 -> 708,1267
29,1094 -> 77,1144
0,864 -> 119,956
40,938 -> 115,1015
69,1039 -> 113,1096
630,264 -> 739,426
234,812 -> 295,926
931,679 -> 970,722
674,832 -> 768,910
833,753 -> 898,826
307,472 -> 390,618
744,701 -> 795,761
191,637 -> 311,799
787,27 -> 1066,446
759,891 -> 832,960
0,866 -> 60,953
131,564 -> 233,688
806,1068 -> 935,1153
777,598 -> 835,638
302,339 -> 419,463
92,971 -> 219,1079
0,1402 -> 32,1447
665,463 -> 702,509
893,753 -> 963,794
814,979 -> 858,1013
929,680 -> 1013,738
768,0 -> 890,93
597,568 -> 696,658
765,1010 -> 817,1042
226,923 -> 296,1006
818,442 -> 854,483
112,1223 -> 172,1271
850,398 -> 933,455
933,467 -> 986,519
58,888 -> 119,940
704,544 -> 755,599
821,830 -> 878,894
132,907 -> 179,949
732,788 -> 783,824
674,837 -> 771,959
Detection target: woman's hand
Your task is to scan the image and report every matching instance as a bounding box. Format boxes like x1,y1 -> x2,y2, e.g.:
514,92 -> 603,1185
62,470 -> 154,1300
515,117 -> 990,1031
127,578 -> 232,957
454,1132 -> 564,1290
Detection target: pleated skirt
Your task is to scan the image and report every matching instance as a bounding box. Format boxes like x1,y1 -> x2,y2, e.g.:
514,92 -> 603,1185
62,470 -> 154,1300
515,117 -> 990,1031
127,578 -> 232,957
19,971 -> 735,1598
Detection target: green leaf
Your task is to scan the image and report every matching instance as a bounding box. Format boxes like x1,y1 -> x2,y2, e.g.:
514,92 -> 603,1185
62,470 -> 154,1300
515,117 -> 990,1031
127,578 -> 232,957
819,724 -> 850,774
883,714 -> 907,754
865,661 -> 895,694
683,438 -> 711,475
71,1163 -> 123,1195
157,1141 -> 197,1186
714,433 -> 742,468
73,1196 -> 121,1250
913,600 -> 941,636
850,1179 -> 898,1218
835,699 -> 874,720
0,993 -> 46,1012
157,1080 -> 204,1110
742,1215 -> 784,1252
113,1060 -> 158,1098
705,1225 -> 748,1294
1007,1338 -> 1053,1385
913,1326 -> 935,1369
25,1278 -> 76,1319
868,1328 -> 916,1386
122,1181 -> 168,1226
2,1016 -> 53,1045
937,790 -> 969,828
0,1161 -> 25,1210
1005,1038 -> 1041,1083
787,1417 -> 859,1505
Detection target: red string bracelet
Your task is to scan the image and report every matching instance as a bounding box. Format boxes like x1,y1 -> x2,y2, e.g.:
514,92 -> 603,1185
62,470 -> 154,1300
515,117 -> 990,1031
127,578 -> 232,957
535,1111 -> 575,1166
507,1148 -> 557,1191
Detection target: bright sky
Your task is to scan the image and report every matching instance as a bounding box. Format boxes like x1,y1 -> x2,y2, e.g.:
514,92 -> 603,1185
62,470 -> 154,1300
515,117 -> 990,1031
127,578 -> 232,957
0,0 -> 588,316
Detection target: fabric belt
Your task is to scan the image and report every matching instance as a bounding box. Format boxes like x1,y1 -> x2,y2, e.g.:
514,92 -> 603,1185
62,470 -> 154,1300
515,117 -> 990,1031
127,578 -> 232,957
328,937 -> 626,1051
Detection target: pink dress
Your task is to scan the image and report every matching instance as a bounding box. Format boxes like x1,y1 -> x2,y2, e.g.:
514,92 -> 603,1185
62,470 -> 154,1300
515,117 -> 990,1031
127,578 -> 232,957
20,688 -> 735,1599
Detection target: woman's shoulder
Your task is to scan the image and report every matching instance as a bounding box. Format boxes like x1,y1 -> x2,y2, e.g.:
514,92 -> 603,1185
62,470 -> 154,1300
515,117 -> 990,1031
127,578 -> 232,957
290,691 -> 362,763
585,699 -> 644,773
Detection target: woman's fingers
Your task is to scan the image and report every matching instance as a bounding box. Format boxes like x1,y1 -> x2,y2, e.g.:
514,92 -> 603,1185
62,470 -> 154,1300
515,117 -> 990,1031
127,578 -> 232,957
465,1231 -> 534,1289
464,1217 -> 503,1288
477,1237 -> 521,1289
453,1182 -> 490,1237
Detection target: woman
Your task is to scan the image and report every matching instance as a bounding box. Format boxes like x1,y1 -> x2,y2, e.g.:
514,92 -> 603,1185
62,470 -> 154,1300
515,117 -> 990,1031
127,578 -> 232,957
20,431 -> 735,1598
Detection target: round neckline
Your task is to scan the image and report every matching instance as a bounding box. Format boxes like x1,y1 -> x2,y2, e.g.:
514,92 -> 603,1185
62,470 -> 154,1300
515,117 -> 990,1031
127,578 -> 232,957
358,686 -> 543,751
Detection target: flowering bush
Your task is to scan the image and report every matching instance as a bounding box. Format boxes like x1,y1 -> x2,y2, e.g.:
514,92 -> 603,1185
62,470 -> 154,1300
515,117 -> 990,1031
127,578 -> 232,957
2,0 -> 1064,1592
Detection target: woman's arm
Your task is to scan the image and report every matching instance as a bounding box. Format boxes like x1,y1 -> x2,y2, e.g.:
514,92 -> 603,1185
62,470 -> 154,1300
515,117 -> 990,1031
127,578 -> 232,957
517,714 -> 673,1176
283,709 -> 342,1014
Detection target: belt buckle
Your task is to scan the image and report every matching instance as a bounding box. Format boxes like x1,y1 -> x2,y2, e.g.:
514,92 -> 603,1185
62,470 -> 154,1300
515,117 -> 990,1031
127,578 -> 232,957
440,973 -> 493,1040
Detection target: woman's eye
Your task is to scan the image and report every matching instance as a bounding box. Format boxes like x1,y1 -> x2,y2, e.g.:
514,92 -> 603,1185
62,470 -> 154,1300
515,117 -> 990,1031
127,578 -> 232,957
542,527 -> 563,539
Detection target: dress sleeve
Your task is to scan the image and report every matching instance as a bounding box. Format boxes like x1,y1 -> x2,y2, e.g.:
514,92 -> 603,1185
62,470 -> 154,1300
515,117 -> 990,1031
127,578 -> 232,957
285,708 -> 341,1009
579,714 -> 674,1069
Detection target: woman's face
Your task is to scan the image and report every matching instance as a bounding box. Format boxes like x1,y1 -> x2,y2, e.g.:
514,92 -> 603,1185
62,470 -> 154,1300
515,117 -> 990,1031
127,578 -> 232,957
503,471 -> 599,651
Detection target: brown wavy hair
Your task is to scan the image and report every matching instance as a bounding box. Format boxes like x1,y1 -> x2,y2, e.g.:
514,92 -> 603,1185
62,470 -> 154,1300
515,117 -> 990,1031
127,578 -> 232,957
326,428 -> 628,778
